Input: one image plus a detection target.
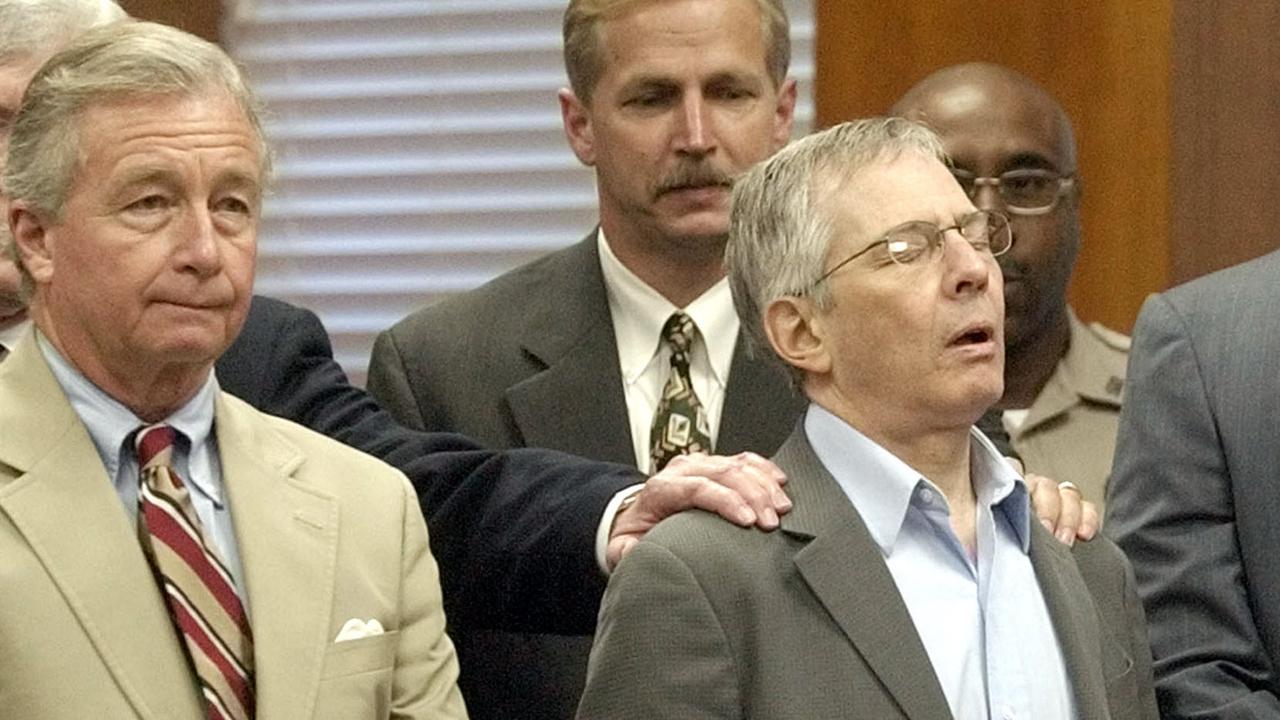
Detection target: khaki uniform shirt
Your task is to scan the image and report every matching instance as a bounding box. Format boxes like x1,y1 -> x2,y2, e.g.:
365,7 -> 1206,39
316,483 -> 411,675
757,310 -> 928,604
1008,308 -> 1130,512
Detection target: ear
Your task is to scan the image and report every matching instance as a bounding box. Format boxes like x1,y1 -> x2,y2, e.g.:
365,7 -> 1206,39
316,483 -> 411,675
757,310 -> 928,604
771,78 -> 798,151
10,202 -> 55,285
1067,174 -> 1083,208
763,295 -> 830,378
559,88 -> 597,167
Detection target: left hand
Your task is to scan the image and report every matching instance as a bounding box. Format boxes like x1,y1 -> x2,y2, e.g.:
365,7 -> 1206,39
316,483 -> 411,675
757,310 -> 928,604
1023,469 -> 1099,545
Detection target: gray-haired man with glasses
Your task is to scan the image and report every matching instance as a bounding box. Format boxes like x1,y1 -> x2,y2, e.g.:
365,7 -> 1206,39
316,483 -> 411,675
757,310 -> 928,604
576,118 -> 1156,720
891,62 -> 1130,514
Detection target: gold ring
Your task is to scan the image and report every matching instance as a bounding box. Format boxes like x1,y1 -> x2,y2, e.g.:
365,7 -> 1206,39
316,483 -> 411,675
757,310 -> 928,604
1057,480 -> 1082,496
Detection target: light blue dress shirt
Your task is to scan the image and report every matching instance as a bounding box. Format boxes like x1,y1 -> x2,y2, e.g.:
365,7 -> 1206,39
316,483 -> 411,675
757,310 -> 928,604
38,332 -> 249,608
804,403 -> 1076,720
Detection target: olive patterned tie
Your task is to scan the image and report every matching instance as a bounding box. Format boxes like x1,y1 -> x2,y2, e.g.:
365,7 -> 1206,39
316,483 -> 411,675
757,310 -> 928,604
649,312 -> 712,472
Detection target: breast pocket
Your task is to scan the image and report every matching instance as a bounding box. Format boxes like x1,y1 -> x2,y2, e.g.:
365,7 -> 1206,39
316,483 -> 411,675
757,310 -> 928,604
315,631 -> 400,720
321,630 -> 400,679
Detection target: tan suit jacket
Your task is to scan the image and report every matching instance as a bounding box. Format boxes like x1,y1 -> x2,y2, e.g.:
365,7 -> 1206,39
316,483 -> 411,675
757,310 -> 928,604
0,332 -> 467,719
578,423 -> 1158,719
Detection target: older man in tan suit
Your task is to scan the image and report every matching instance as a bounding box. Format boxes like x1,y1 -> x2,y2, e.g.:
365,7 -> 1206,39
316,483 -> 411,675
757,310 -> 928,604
0,21 -> 465,719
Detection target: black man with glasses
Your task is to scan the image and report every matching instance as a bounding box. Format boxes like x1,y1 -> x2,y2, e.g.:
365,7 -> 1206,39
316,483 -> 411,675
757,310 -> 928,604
892,63 -> 1130,515
576,118 -> 1156,720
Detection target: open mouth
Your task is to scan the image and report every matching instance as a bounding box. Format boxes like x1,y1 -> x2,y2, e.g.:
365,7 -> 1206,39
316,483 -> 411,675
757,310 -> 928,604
950,324 -> 994,347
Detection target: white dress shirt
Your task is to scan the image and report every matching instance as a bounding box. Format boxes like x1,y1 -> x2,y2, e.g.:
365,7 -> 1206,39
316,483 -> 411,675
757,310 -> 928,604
805,404 -> 1076,720
38,331 -> 250,607
597,230 -> 739,473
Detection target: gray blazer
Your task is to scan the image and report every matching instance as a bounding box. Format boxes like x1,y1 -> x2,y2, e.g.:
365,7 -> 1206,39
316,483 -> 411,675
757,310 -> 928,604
579,423 -> 1158,719
1107,249 -> 1280,718
366,233 -> 803,720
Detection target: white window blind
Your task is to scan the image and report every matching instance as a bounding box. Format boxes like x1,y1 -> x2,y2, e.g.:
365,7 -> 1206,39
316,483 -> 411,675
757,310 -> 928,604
223,0 -> 814,385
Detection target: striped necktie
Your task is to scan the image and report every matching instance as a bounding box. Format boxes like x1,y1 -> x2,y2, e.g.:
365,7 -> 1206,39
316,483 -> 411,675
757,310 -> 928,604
649,312 -> 712,472
135,424 -> 255,720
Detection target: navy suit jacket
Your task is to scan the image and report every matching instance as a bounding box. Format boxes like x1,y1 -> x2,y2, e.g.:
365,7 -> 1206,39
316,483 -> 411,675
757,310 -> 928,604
216,295 -> 640,636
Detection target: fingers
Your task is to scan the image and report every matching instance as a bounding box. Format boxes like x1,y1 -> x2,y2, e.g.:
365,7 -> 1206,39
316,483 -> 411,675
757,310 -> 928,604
1026,472 -> 1063,538
606,534 -> 640,571
606,452 -> 791,567
1077,498 -> 1100,541
660,452 -> 791,527
1052,481 -> 1083,546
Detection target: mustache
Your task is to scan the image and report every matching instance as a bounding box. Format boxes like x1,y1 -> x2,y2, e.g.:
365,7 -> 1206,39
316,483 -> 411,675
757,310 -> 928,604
654,161 -> 734,198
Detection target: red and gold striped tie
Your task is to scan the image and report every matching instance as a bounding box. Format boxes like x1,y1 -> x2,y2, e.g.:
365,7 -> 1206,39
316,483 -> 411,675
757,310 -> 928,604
135,424 -> 255,720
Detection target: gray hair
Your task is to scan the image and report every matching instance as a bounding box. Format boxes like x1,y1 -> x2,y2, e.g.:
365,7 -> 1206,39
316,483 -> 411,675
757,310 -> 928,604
726,117 -> 947,386
4,21 -> 270,300
0,0 -> 125,63
563,0 -> 790,104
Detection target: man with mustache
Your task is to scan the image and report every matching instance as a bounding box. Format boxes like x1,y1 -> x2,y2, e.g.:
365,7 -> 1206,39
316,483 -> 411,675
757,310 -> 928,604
891,64 -> 1130,511
365,2 -> 803,717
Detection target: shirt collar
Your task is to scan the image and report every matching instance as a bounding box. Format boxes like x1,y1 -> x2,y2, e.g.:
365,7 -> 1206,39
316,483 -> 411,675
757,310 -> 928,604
37,330 -> 223,505
804,403 -> 1031,555
597,229 -> 738,386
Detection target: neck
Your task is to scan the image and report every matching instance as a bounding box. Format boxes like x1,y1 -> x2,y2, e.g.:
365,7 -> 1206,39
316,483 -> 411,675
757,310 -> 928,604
1000,309 -> 1071,409
600,223 -> 726,308
33,309 -> 210,423
821,390 -> 980,551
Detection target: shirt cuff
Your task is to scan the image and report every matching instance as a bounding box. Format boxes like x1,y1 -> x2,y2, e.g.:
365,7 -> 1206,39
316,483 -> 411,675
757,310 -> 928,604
595,483 -> 645,574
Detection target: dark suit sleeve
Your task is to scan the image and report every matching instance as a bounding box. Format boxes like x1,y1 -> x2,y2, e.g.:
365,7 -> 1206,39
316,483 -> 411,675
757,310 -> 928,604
218,297 -> 641,634
1106,293 -> 1280,718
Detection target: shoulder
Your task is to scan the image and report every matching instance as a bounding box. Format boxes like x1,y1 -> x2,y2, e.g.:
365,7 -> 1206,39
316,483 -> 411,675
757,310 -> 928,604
385,238 -> 594,340
1083,321 -> 1131,354
1068,532 -> 1136,600
221,394 -> 412,507
634,509 -> 794,583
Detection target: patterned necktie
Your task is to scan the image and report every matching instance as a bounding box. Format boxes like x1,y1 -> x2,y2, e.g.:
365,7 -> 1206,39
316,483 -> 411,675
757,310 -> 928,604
135,424 -> 255,720
650,312 -> 712,472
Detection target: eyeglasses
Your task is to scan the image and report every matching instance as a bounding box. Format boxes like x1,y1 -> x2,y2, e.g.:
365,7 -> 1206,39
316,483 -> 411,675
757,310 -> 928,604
813,210 -> 1012,286
950,168 -> 1076,215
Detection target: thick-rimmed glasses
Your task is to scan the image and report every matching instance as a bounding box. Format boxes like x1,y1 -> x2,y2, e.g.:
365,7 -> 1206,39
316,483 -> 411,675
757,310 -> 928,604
950,168 -> 1076,215
813,210 -> 1012,286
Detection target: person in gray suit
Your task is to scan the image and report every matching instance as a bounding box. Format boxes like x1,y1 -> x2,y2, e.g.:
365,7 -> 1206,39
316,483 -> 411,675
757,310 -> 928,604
1107,249 -> 1280,717
578,118 -> 1157,720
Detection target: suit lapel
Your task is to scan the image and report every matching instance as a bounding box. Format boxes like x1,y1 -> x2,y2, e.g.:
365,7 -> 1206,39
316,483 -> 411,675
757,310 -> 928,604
0,335 -> 203,719
717,337 -> 803,456
776,427 -> 953,720
505,234 -> 634,465
1029,526 -> 1111,718
215,394 -> 338,720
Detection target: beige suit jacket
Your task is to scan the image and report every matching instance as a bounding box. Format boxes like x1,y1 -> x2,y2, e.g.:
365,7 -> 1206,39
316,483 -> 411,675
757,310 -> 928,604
0,332 -> 467,719
578,423 -> 1157,719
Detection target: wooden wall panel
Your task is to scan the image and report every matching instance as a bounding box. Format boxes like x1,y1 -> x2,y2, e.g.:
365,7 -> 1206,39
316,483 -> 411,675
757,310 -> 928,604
1171,1 -> 1280,284
814,1 -> 1172,332
117,0 -> 221,43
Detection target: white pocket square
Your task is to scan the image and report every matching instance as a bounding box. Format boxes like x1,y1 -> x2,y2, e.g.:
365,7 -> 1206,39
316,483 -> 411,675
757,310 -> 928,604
334,617 -> 385,643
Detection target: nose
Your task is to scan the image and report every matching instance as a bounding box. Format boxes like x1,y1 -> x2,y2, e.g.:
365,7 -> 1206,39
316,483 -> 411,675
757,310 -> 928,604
175,205 -> 224,278
941,229 -> 992,297
971,181 -> 1003,212
674,93 -> 714,156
